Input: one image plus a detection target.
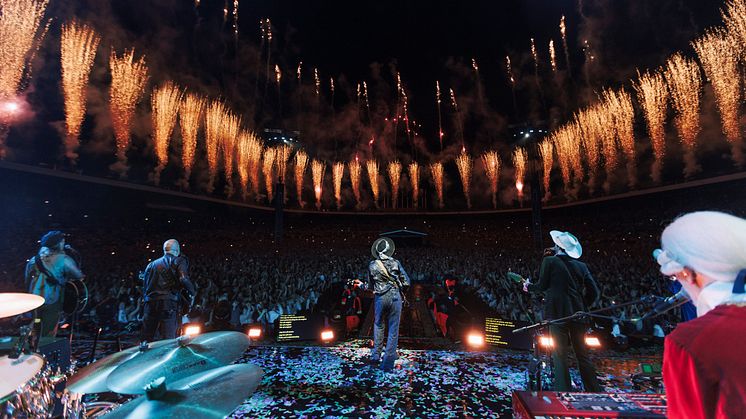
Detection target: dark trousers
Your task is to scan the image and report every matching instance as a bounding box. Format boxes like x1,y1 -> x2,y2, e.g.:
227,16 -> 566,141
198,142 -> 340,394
550,322 -> 602,392
372,289 -> 402,369
141,299 -> 179,342
37,298 -> 63,337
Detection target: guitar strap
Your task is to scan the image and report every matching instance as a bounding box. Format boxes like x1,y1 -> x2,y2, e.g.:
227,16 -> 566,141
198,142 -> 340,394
375,260 -> 409,306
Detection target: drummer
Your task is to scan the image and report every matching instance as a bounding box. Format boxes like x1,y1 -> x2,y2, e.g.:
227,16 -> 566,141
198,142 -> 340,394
25,231 -> 84,336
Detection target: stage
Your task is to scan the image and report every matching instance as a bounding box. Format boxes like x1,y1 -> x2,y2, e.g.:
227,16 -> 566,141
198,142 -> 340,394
220,340 -> 662,418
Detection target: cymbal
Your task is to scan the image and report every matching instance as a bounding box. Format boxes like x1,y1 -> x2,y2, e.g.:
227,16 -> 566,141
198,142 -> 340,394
106,331 -> 250,395
103,364 -> 263,419
0,293 -> 45,319
67,338 -> 176,394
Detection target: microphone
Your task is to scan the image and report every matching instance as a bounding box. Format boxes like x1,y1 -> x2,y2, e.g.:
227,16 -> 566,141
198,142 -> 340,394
634,289 -> 690,321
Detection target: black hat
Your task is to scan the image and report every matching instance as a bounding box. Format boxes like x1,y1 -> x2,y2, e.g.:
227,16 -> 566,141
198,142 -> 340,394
40,231 -> 65,248
371,237 -> 395,259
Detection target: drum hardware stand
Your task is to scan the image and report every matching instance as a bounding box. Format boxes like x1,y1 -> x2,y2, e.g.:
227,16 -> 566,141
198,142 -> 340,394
87,327 -> 102,364
9,318 -> 40,359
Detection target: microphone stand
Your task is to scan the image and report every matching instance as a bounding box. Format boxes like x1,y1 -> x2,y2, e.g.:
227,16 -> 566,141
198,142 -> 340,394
513,295 -> 659,335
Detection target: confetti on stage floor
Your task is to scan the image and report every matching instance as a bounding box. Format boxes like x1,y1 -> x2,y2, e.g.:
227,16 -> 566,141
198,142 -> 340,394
229,342 -> 662,418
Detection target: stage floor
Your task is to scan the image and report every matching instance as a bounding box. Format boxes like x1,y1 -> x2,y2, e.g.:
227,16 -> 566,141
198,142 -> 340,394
228,340 -> 663,418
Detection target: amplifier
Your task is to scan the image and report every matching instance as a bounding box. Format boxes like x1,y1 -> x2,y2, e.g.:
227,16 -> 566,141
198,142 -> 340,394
0,337 -> 71,372
512,391 -> 666,418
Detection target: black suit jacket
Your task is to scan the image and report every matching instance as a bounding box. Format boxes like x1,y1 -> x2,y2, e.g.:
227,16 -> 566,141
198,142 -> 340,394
528,255 -> 600,320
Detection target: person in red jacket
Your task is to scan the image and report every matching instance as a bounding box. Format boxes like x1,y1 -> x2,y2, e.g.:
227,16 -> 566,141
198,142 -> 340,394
655,211 -> 746,418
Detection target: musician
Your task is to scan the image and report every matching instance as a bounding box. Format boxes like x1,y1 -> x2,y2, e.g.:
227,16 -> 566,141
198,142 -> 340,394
522,230 -> 602,392
354,237 -> 411,372
655,212 -> 746,418
25,230 -> 84,336
141,239 -> 196,341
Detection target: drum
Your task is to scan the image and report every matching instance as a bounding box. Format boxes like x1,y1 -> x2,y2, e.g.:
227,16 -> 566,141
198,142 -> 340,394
63,280 -> 89,315
0,353 -> 55,418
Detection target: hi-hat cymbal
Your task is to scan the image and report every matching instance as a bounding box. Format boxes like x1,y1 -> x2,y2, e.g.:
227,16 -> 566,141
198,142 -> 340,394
103,363 -> 263,419
67,338 -> 176,394
0,293 -> 45,319
106,331 -> 250,395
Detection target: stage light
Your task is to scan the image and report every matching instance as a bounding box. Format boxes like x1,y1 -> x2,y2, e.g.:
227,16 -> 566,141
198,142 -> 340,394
538,335 -> 554,349
466,332 -> 485,348
248,327 -> 262,338
320,329 -> 335,342
2,100 -> 19,113
585,336 -> 602,348
183,324 -> 201,336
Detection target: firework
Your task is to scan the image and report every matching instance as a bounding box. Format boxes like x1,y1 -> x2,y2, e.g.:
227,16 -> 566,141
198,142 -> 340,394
275,144 -> 291,183
220,110 -> 240,195
574,110 -> 601,191
723,0 -> 746,54
274,64 -> 281,84
560,15 -> 571,75
236,130 -> 249,197
333,161 -> 344,208
314,67 -> 320,97
436,81 -> 444,150
602,88 -> 636,187
204,100 -> 226,190
362,81 -> 371,118
179,93 -> 205,177
505,56 -> 515,87
294,150 -> 309,205
262,147 -> 276,200
366,160 -> 380,207
109,49 -> 148,160
246,133 -> 262,196
151,81 -> 183,173
449,88 -> 464,148
60,21 -> 100,160
388,160 -> 402,209
456,151 -> 473,208
664,53 -> 702,177
513,148 -> 527,201
349,156 -> 362,206
330,77 -> 335,96
481,151 -> 500,208
693,28 -> 742,165
538,141 -> 553,198
549,40 -> 557,72
0,0 -> 49,101
530,38 -> 539,74
633,69 -> 668,183
471,58 -> 479,73
312,159 -> 325,209
232,0 -> 238,38
408,162 -> 420,208
297,61 -> 302,82
429,161 -> 444,209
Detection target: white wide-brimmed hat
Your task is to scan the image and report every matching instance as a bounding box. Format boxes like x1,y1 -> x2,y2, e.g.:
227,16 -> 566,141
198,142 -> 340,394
550,230 -> 582,259
371,237 -> 396,259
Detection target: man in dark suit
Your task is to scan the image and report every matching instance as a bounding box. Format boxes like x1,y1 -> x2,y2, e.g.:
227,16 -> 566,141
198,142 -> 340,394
525,230 -> 602,392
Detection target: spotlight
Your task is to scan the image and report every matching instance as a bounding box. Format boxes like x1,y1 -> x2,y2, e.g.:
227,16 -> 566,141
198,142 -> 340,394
466,332 -> 485,348
247,326 -> 262,339
320,329 -> 335,342
538,335 -> 554,349
2,100 -> 19,113
182,324 -> 201,336
585,336 -> 602,348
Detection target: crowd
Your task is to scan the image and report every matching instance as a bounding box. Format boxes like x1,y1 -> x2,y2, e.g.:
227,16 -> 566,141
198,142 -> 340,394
2,172 -> 746,340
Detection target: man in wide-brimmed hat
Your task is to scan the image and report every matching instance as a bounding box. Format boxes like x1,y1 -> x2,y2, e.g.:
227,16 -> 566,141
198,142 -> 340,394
524,230 -> 601,392
354,237 -> 411,372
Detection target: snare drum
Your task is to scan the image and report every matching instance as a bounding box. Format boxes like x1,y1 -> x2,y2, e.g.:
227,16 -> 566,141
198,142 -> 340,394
63,280 -> 89,315
0,353 -> 55,418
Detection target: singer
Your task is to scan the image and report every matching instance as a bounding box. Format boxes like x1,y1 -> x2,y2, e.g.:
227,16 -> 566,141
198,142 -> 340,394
523,230 -> 601,392
655,211 -> 746,418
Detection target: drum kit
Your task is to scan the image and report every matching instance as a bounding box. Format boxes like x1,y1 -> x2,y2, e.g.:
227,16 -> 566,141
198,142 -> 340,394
0,292 -> 263,418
